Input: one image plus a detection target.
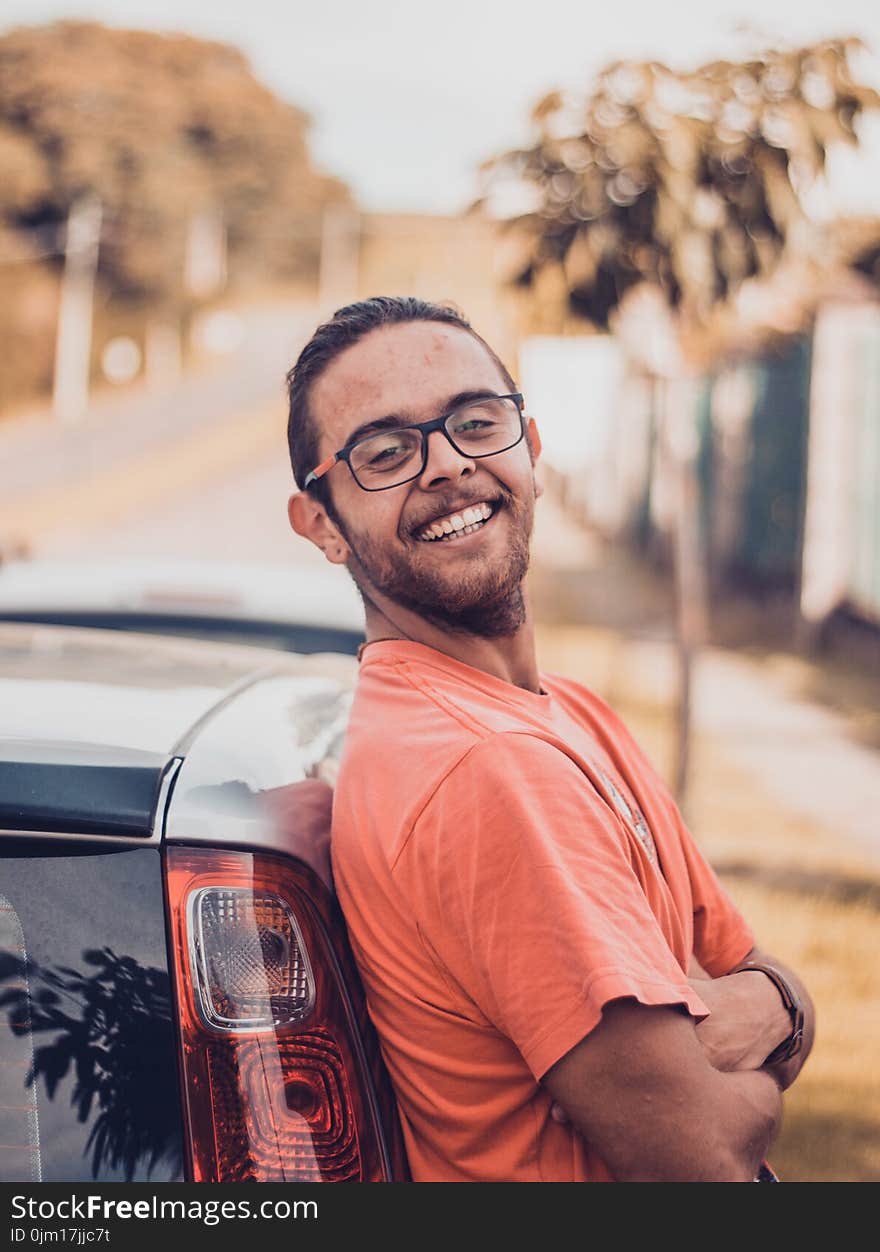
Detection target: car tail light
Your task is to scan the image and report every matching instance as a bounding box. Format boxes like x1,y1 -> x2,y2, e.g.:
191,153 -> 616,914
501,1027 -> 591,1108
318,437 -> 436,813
164,846 -> 402,1182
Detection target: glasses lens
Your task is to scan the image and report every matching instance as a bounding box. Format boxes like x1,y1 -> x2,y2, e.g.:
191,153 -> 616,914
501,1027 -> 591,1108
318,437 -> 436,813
446,397 -> 522,457
350,427 -> 423,488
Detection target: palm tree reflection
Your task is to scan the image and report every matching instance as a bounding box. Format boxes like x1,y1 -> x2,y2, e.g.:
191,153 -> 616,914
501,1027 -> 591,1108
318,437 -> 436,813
0,947 -> 182,1180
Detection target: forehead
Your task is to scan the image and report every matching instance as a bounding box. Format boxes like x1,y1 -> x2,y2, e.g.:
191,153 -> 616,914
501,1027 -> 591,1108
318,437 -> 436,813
309,321 -> 509,448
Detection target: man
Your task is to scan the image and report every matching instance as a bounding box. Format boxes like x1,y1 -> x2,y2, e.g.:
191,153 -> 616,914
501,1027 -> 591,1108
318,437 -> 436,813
287,296 -> 814,1182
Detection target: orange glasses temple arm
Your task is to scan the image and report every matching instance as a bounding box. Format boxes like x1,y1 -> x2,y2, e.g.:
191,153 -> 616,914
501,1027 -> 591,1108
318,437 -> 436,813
303,454 -> 337,488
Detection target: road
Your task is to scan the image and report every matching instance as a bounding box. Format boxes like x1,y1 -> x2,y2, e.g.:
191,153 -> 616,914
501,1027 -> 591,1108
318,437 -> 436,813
0,298 -> 322,567
36,441 -> 316,565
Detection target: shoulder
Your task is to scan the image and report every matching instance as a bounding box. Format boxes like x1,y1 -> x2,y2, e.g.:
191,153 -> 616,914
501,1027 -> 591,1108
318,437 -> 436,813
543,671 -> 639,737
425,729 -> 593,795
544,672 -> 671,791
400,730 -> 629,868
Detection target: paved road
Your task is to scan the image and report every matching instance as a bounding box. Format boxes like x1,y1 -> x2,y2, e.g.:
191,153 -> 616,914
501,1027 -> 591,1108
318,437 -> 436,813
38,453 -> 322,566
694,650 -> 880,869
0,298 -> 318,559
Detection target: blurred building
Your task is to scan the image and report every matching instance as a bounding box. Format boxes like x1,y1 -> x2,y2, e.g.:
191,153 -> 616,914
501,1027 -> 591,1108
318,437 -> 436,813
356,212 -> 520,378
543,221 -> 880,639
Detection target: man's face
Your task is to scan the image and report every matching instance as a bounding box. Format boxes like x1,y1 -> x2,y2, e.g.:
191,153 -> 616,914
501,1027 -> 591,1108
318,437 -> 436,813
308,321 -> 541,637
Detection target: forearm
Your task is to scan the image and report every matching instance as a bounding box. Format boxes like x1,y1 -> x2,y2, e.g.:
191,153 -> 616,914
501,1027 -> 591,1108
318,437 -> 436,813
706,1066 -> 783,1182
544,1001 -> 785,1183
581,1046 -> 781,1182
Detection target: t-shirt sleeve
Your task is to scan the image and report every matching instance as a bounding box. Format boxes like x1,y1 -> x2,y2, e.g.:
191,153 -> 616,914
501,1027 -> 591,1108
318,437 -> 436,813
575,684 -> 755,978
393,731 -> 709,1081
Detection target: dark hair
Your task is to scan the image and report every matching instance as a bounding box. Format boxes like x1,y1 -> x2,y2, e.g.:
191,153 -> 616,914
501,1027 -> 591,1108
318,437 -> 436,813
285,296 -> 516,520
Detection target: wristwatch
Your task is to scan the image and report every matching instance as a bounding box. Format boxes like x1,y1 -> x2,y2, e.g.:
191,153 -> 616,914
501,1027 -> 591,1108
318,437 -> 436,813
740,960 -> 805,1064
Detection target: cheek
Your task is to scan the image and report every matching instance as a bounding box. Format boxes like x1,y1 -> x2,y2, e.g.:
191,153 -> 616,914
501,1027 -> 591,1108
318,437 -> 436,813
336,493 -> 404,548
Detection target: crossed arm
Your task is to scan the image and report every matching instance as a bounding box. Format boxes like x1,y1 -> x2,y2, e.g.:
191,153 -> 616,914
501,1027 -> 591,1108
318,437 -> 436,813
542,946 -> 815,1182
689,946 -> 815,1093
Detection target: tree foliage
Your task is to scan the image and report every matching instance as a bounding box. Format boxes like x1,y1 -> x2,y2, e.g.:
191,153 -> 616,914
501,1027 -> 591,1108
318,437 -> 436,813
0,21 -> 349,301
482,40 -> 880,337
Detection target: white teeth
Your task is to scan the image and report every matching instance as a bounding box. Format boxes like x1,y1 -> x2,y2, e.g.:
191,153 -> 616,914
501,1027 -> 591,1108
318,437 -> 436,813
417,501 -> 495,541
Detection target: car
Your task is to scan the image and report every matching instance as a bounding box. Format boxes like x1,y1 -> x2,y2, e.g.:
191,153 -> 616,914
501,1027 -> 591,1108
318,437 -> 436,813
0,557 -> 366,657
0,620 -> 408,1183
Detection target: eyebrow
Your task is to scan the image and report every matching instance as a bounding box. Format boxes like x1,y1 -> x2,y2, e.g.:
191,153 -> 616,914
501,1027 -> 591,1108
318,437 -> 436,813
342,389 -> 505,448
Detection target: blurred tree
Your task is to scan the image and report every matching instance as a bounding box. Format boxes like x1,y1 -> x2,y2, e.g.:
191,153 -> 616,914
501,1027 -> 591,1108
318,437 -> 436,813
482,40 -> 879,348
0,21 -> 350,304
481,41 -> 880,802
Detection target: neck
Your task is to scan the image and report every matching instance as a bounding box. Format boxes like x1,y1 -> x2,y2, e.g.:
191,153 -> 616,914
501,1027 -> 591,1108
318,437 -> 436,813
361,589 -> 543,694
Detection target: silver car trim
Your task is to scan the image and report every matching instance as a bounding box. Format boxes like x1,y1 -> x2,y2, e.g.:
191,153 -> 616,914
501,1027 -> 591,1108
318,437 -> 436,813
0,827 -> 164,848
151,756 -> 184,841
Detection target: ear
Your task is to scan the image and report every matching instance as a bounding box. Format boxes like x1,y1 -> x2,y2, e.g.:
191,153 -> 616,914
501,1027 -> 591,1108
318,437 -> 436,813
288,491 -> 351,565
526,416 -> 542,463
526,417 -> 544,499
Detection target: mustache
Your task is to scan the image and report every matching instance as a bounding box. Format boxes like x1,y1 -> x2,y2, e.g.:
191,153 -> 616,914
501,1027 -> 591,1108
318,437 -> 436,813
407,489 -> 509,534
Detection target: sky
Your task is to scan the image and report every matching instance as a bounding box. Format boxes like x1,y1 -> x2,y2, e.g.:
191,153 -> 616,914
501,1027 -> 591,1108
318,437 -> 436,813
2,0 -> 879,214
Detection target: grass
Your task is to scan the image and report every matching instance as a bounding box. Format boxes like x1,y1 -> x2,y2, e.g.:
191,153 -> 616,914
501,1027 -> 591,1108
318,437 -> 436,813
535,620 -> 880,1182
719,881 -> 880,1182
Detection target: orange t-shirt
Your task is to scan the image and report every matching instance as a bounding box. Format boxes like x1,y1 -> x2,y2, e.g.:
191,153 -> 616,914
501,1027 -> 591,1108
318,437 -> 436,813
330,641 -> 753,1182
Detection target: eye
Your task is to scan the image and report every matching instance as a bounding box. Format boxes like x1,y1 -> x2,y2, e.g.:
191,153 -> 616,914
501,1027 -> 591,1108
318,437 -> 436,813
454,416 -> 495,433
367,442 -> 407,464
449,400 -> 510,439
353,430 -> 419,475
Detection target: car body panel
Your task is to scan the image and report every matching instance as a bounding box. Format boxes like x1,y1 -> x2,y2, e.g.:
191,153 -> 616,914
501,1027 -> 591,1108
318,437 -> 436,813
0,622 -> 407,1183
165,670 -> 353,887
0,623 -> 276,755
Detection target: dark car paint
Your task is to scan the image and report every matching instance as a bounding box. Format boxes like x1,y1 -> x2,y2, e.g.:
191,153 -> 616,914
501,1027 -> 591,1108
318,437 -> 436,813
0,609 -> 364,657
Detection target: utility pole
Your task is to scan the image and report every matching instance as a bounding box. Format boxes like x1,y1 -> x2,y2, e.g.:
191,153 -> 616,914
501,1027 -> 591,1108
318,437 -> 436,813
52,194 -> 102,424
665,374 -> 709,813
185,207 -> 227,299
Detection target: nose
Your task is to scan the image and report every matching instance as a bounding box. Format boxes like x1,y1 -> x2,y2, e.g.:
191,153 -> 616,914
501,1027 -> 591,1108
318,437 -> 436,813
418,428 -> 477,490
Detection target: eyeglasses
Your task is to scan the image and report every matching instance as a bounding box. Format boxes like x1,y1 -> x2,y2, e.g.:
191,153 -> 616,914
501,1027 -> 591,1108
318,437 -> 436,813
304,393 -> 526,492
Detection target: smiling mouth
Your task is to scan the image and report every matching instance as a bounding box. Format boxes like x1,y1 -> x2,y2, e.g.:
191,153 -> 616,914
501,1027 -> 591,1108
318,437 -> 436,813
415,501 -> 497,543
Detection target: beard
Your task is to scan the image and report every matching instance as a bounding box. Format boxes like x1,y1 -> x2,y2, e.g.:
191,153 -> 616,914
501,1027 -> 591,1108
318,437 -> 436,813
337,489 -> 534,639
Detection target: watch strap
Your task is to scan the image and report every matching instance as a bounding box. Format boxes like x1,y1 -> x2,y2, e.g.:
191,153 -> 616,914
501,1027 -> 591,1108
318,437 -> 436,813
741,960 -> 805,1064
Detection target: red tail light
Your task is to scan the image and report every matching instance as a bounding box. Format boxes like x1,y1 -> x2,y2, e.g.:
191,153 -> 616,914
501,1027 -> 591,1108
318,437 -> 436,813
164,846 -> 404,1182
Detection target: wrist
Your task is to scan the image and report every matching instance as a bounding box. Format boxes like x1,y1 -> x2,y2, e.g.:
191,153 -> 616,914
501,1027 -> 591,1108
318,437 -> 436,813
738,961 -> 805,1065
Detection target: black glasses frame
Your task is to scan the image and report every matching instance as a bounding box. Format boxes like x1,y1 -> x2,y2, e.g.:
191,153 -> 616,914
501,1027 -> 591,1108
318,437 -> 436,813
304,393 -> 526,492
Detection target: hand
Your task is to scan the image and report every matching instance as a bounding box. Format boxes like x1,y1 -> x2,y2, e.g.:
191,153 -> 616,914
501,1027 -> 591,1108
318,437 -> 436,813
691,971 -> 791,1074
688,954 -> 710,980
